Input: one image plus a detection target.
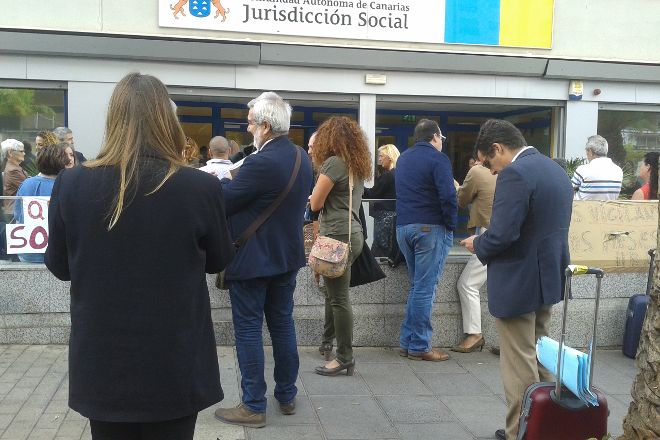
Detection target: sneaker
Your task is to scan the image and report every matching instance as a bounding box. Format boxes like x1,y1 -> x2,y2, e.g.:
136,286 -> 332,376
408,349 -> 450,362
278,398 -> 296,415
214,403 -> 266,428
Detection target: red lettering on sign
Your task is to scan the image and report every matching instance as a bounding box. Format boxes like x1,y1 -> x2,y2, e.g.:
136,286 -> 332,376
9,226 -> 28,249
29,226 -> 48,249
27,200 -> 45,220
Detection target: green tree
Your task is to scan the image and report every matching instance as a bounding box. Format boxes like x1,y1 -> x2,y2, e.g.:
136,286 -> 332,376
0,89 -> 54,131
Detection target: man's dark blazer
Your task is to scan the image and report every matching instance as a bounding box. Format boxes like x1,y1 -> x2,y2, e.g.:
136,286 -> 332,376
474,147 -> 573,318
221,136 -> 313,281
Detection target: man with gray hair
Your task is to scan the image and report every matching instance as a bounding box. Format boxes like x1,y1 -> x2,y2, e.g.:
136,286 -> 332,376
571,134 -> 622,200
53,127 -> 87,164
199,136 -> 232,179
214,92 -> 313,428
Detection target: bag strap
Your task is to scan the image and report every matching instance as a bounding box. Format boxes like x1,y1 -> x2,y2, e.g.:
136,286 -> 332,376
347,173 -> 353,241
234,146 -> 302,248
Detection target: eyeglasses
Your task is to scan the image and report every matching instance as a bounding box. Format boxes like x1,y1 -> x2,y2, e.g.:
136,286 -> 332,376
435,133 -> 446,141
479,146 -> 497,170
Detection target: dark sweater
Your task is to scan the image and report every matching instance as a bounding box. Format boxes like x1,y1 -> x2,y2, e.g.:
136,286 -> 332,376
395,142 -> 457,230
363,168 -> 396,212
45,158 -> 235,422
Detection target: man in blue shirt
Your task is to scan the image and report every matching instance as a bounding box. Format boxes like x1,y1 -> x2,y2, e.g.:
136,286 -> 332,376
395,119 -> 457,362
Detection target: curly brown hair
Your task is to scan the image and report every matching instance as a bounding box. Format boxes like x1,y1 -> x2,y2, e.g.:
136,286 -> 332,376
183,136 -> 200,164
311,116 -> 372,180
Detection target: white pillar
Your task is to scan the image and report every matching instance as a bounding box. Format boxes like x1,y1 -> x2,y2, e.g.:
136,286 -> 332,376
67,81 -> 115,159
359,94 -> 376,186
564,101 -> 599,160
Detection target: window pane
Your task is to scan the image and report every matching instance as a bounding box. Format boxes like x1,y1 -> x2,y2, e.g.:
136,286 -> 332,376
0,88 -> 66,145
177,106 -> 212,117
221,108 -> 248,120
597,110 -> 660,198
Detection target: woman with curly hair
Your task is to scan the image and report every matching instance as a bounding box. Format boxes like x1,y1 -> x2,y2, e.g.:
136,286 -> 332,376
183,136 -> 201,166
309,116 -> 372,376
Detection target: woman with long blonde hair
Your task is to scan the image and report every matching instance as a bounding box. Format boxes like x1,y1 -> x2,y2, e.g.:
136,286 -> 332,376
45,73 -> 234,440
364,144 -> 400,258
309,116 -> 372,376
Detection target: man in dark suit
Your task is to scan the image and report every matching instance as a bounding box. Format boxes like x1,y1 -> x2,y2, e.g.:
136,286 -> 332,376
461,119 -> 573,440
214,92 -> 313,428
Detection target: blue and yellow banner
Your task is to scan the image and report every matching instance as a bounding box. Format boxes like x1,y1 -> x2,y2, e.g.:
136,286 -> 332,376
445,0 -> 554,48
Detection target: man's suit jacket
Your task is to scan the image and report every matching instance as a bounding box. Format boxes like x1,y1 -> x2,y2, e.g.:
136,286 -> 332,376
221,136 -> 313,281
457,164 -> 497,230
474,148 -> 573,318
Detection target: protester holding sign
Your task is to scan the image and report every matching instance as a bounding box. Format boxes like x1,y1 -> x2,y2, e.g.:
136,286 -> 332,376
45,73 -> 235,440
13,143 -> 68,263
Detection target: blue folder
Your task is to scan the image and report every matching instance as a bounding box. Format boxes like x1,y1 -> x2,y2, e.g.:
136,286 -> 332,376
536,336 -> 599,407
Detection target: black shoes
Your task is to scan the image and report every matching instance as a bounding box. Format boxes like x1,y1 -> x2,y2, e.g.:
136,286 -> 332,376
315,359 -> 355,376
278,398 -> 296,415
495,428 -> 505,440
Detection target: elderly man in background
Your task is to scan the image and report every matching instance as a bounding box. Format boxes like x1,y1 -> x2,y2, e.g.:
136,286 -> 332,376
452,159 -> 496,353
571,135 -> 622,200
200,136 -> 233,179
53,126 -> 87,164
214,92 -> 313,428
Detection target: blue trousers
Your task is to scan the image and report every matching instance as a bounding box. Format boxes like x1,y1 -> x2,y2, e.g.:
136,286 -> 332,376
229,270 -> 299,413
396,224 -> 453,355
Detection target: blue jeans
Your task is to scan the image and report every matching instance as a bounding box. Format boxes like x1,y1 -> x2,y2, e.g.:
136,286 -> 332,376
229,270 -> 299,413
396,224 -> 453,355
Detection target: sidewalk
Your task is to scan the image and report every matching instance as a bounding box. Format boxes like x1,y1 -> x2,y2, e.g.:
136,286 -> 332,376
0,345 -> 636,440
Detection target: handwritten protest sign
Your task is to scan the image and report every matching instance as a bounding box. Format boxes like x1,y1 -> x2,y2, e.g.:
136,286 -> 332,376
6,197 -> 50,254
569,200 -> 658,272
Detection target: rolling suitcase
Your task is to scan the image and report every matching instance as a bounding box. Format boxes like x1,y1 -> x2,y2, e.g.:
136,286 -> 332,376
517,266 -> 609,440
622,249 -> 654,358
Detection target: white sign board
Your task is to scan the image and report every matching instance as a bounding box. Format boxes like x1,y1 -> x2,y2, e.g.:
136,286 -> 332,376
158,0 -> 555,48
6,197 -> 50,254
160,0 -> 443,43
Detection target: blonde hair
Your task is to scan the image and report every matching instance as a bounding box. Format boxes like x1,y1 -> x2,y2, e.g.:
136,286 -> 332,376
378,144 -> 400,169
86,73 -> 186,230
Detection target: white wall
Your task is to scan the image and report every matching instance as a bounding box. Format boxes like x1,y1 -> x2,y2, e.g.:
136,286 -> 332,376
66,82 -> 115,159
565,101 -> 599,160
0,1 -> 659,63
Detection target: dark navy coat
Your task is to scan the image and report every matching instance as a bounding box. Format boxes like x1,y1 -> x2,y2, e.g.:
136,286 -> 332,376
45,157 -> 235,422
474,148 -> 573,318
221,136 -> 313,280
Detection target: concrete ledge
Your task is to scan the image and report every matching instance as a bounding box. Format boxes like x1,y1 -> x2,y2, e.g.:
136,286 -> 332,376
0,263 -> 645,348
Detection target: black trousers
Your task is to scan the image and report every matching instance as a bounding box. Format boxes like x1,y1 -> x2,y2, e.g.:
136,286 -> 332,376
89,413 -> 197,440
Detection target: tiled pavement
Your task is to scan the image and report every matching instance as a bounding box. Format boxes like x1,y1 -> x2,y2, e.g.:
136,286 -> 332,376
0,345 -> 637,440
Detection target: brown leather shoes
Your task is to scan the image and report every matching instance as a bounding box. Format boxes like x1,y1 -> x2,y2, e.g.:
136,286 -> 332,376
408,349 -> 450,362
214,403 -> 266,428
398,348 -> 408,357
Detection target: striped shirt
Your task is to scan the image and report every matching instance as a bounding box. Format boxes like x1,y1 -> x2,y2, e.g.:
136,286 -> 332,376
571,157 -> 623,200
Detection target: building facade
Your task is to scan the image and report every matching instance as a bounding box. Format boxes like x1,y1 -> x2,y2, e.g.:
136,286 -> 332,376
1,0 -> 659,192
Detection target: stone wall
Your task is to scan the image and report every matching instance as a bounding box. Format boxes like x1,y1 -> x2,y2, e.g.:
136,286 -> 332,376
0,259 -> 646,348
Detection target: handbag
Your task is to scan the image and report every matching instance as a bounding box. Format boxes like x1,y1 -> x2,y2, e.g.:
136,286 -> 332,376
349,240 -> 386,287
215,146 -> 302,290
308,174 -> 353,278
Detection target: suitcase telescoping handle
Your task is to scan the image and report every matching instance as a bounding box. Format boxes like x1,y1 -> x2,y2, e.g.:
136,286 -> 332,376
646,249 -> 656,296
555,265 -> 604,401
